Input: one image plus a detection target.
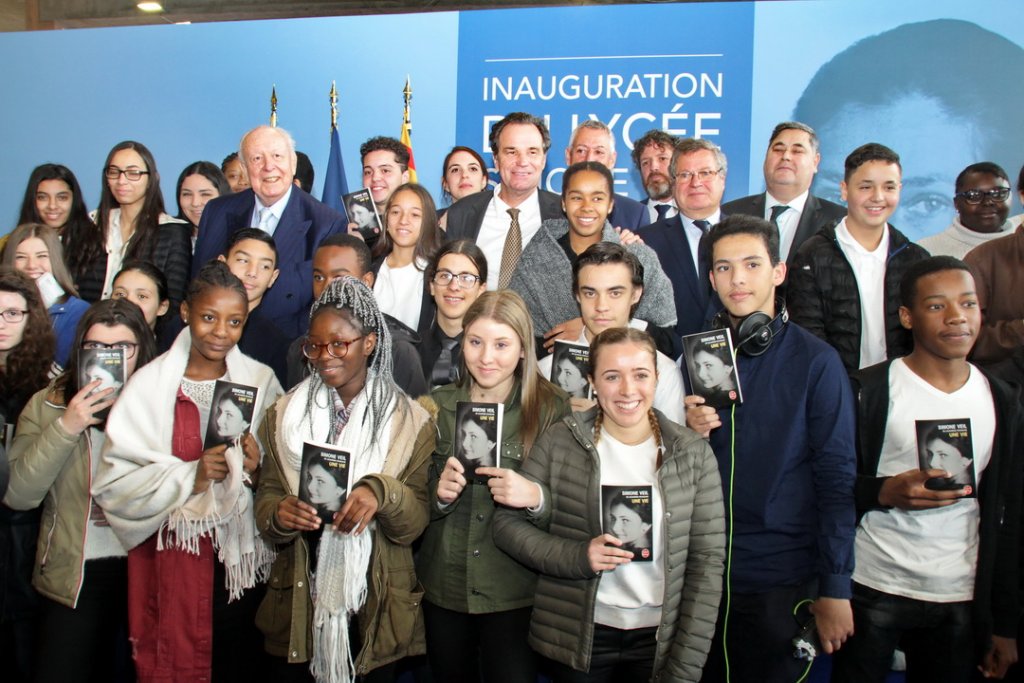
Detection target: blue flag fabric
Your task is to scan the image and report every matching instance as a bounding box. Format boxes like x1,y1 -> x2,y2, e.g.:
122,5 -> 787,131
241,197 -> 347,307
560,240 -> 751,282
321,126 -> 350,215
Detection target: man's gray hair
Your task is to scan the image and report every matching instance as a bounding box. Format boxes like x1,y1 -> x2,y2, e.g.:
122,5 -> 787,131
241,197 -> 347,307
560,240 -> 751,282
669,138 -> 728,179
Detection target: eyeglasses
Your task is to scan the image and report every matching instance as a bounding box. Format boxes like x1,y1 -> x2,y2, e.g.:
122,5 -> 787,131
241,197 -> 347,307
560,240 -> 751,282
0,309 -> 28,323
955,187 -> 1011,204
432,270 -> 481,289
104,166 -> 150,182
302,336 -> 365,360
81,340 -> 138,359
675,168 -> 722,184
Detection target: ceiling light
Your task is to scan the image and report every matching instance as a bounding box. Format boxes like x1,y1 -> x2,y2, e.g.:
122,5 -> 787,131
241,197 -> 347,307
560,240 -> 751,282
137,2 -> 163,12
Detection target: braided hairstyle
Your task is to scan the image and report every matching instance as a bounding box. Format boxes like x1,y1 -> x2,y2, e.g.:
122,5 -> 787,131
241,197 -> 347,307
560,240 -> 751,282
588,326 -> 663,462
305,276 -> 397,446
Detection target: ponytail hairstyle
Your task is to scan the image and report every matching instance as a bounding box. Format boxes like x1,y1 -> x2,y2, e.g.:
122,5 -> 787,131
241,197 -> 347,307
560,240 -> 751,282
588,327 -> 662,459
459,289 -> 561,455
55,299 -> 157,404
306,276 -> 396,447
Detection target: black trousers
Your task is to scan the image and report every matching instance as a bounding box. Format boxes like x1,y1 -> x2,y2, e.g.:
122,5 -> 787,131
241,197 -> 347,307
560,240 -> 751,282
700,582 -> 815,683
546,623 -> 657,683
422,600 -> 535,683
32,557 -> 134,683
831,583 -> 974,683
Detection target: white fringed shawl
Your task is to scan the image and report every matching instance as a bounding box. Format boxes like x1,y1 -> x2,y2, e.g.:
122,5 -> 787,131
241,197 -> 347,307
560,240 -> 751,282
92,328 -> 284,599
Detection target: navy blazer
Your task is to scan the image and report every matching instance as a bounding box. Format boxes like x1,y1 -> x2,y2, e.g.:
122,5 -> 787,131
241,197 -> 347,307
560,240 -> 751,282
721,192 -> 846,264
637,215 -> 722,338
193,188 -> 346,338
445,188 -> 565,242
608,194 -> 650,232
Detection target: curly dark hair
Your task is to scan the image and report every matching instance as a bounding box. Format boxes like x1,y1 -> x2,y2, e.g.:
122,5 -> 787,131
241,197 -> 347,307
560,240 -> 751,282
0,268 -> 56,415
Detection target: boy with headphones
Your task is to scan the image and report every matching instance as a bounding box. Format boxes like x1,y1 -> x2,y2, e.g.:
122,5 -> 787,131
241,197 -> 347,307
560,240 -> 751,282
685,214 -> 857,683
831,256 -> 1022,682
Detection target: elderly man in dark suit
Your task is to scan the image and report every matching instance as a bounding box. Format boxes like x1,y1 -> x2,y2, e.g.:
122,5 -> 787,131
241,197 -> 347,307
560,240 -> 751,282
193,125 -> 346,338
722,121 -> 846,264
445,112 -> 564,290
564,119 -> 648,231
637,138 -> 729,340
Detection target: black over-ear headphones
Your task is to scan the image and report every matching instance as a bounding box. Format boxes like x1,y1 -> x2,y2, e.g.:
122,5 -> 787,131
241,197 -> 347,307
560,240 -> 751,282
712,299 -> 788,357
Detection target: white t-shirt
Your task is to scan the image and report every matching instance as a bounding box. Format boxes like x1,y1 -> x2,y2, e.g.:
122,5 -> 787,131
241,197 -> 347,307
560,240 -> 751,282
537,320 -> 685,424
594,433 -> 665,629
373,258 -> 426,331
834,218 -> 890,369
478,186 -> 543,291
853,358 -> 995,602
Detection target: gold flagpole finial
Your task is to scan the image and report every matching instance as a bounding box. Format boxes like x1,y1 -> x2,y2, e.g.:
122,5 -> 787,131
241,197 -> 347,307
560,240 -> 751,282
270,85 -> 278,127
330,81 -> 338,130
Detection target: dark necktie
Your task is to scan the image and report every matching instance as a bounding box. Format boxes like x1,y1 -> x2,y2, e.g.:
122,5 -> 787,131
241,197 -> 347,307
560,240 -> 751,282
498,208 -> 522,289
693,219 -> 712,291
431,337 -> 460,387
655,203 -> 672,221
769,204 -> 790,227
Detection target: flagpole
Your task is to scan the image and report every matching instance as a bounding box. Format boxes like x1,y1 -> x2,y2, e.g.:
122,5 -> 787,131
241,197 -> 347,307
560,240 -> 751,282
401,76 -> 418,183
270,85 -> 278,127
330,81 -> 338,130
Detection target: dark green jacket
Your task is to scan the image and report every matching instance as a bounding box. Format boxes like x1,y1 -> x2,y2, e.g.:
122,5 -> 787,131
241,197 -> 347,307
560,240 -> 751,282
416,379 -> 569,613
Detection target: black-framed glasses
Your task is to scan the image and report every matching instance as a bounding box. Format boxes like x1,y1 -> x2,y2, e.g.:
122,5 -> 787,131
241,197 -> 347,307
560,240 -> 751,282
675,168 -> 722,184
104,166 -> 150,182
956,187 -> 1011,204
302,336 -> 366,360
0,309 -> 28,323
432,270 -> 481,289
81,340 -> 138,359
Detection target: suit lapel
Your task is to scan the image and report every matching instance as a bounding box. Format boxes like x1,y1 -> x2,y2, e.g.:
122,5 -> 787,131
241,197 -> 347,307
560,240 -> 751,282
664,216 -> 706,308
788,194 -> 819,264
272,192 -> 312,262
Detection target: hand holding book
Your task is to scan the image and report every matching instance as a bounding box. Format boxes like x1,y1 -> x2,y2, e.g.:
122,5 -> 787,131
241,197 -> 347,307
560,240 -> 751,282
877,469 -> 970,510
60,379 -> 117,434
477,467 -> 541,508
587,533 -> 633,573
333,485 -> 377,535
437,456 -> 468,504
275,496 -> 322,532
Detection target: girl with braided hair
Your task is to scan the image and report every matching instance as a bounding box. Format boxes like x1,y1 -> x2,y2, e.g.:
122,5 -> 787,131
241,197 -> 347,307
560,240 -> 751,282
93,259 -> 283,683
418,289 -> 570,683
254,275 -> 435,683
493,326 -> 726,682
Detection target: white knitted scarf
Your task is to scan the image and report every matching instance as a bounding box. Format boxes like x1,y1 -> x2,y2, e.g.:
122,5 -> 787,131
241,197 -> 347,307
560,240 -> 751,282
159,436 -> 275,601
281,376 -> 396,683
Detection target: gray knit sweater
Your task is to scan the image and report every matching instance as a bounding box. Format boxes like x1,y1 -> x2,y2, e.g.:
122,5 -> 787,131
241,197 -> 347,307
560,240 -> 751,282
509,218 -> 678,334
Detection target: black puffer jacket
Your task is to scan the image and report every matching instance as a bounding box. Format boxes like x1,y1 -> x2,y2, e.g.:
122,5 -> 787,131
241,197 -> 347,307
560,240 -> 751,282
787,222 -> 929,373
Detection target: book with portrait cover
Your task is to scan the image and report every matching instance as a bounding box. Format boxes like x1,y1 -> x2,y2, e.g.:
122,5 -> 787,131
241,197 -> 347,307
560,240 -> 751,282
299,441 -> 352,524
915,418 -> 976,496
78,347 -> 126,422
454,401 -> 504,480
602,485 -> 654,562
203,380 -> 260,449
343,188 -> 383,243
680,328 -> 742,408
550,341 -> 593,400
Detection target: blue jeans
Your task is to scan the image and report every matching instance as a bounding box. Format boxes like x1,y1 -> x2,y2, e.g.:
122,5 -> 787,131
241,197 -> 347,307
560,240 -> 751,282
831,583 -> 974,683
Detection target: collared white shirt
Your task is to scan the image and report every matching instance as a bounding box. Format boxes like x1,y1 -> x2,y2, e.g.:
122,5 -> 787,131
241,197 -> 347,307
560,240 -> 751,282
834,217 -> 890,369
765,190 -> 809,261
644,197 -> 678,224
680,209 -> 721,277
250,185 -> 293,237
478,185 -> 543,291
